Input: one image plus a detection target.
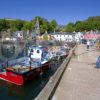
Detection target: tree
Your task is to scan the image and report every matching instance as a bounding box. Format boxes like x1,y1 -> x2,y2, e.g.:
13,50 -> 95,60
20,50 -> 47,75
65,16 -> 100,32
0,19 -> 10,31
31,16 -> 50,34
0,16 -> 100,35
49,20 -> 58,32
65,23 -> 75,32
22,21 -> 35,31
40,19 -> 49,34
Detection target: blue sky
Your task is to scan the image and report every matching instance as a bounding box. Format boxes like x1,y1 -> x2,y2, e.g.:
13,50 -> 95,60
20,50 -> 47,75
0,0 -> 100,25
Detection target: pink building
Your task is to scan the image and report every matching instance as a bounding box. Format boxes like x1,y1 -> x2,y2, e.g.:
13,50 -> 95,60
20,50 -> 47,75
84,31 -> 100,40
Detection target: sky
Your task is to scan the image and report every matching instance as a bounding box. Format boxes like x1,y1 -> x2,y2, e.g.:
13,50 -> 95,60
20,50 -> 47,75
0,0 -> 100,25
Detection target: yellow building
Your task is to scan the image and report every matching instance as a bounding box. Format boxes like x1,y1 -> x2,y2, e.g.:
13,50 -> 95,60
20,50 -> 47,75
38,34 -> 54,41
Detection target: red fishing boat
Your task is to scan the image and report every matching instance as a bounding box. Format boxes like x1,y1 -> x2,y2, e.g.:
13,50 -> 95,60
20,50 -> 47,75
0,66 -> 37,85
0,46 -> 51,85
0,41 -> 70,85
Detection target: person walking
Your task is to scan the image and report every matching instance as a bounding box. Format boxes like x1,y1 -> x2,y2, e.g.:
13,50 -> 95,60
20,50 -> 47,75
87,40 -> 90,50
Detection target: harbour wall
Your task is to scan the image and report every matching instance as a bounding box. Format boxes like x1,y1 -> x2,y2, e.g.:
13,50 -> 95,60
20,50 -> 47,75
35,45 -> 76,100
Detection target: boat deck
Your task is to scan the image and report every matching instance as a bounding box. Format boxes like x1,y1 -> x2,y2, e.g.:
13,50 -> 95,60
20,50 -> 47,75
6,65 -> 35,74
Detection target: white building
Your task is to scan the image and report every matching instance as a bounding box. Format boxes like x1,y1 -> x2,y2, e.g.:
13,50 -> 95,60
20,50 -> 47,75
74,32 -> 83,42
14,31 -> 24,40
51,32 -> 74,42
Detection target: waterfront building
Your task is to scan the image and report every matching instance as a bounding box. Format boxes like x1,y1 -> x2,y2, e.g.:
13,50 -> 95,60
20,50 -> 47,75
83,30 -> 100,40
50,32 -> 74,42
13,31 -> 24,40
74,32 -> 83,42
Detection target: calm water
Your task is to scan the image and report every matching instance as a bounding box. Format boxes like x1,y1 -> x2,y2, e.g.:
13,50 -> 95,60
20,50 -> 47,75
0,41 -> 65,100
0,61 -> 63,100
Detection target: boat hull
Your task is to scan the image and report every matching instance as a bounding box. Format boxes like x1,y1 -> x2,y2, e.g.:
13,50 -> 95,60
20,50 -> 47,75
42,61 -> 50,71
0,61 -> 50,85
0,68 -> 38,85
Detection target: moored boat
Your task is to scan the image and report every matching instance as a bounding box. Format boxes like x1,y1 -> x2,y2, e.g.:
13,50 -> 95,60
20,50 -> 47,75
0,65 -> 37,85
27,45 -> 51,72
0,42 -> 70,85
0,45 -> 51,85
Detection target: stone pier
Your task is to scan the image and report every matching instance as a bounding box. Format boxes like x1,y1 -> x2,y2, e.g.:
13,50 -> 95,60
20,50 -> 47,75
52,44 -> 100,100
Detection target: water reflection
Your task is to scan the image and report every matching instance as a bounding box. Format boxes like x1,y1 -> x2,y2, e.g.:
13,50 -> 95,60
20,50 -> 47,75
0,60 -> 63,100
0,38 -> 65,100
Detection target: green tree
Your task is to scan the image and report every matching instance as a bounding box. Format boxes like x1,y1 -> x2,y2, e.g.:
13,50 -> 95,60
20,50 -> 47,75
0,19 -> 10,31
65,23 -> 75,32
31,16 -> 50,34
22,21 -> 35,31
49,20 -> 58,32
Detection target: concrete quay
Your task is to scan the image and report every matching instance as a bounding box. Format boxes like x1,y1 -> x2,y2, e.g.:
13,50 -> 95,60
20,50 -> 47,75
52,44 -> 100,100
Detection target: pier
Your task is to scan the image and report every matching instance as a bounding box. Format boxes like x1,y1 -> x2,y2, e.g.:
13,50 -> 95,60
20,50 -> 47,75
35,44 -> 100,100
52,44 -> 100,100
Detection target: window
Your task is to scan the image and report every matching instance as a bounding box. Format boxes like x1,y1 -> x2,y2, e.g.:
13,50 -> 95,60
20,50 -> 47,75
37,50 -> 40,53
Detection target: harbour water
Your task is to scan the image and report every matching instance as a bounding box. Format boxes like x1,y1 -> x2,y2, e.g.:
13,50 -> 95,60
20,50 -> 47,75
0,59 -> 63,100
0,40 -> 66,100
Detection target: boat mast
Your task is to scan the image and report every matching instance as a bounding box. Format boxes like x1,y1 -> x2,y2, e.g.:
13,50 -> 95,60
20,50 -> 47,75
35,17 -> 40,35
29,18 -> 40,70
35,18 -> 43,74
35,17 -> 40,46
